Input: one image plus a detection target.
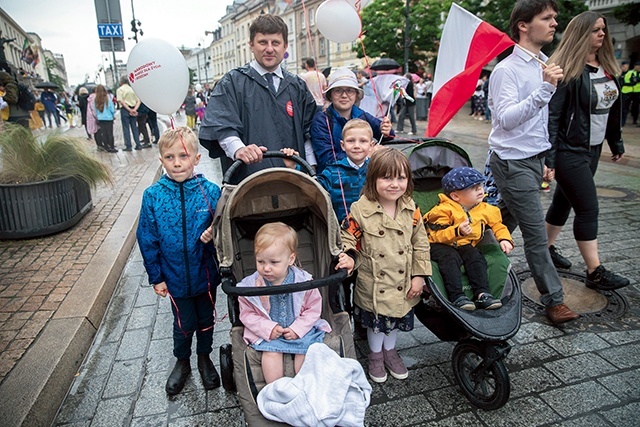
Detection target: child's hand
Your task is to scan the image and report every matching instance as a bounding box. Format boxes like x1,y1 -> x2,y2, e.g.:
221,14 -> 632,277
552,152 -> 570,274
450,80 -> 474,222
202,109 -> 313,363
408,276 -> 425,299
270,325 -> 285,340
458,219 -> 472,236
200,225 -> 213,243
380,116 -> 392,137
282,327 -> 299,340
336,252 -> 355,275
280,148 -> 299,169
153,282 -> 168,298
500,240 -> 514,254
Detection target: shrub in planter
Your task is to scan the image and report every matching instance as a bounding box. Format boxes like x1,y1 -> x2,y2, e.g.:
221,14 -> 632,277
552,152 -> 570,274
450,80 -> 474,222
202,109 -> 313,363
0,123 -> 113,238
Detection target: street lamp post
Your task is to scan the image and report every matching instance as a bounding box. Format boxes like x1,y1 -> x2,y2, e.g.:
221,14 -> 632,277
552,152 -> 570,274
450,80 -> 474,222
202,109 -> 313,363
404,0 -> 410,74
196,43 -> 202,84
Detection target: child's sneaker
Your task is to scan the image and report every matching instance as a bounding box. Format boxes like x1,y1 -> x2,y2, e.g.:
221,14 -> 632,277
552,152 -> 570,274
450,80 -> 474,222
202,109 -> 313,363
367,351 -> 387,383
475,293 -> 502,310
452,296 -> 476,311
383,348 -> 409,380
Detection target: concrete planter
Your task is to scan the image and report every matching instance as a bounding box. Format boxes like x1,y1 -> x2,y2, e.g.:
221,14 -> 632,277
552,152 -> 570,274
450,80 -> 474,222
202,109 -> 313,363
0,176 -> 92,239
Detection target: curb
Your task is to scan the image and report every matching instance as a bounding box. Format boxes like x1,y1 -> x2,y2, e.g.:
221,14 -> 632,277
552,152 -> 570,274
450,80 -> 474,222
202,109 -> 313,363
0,160 -> 162,426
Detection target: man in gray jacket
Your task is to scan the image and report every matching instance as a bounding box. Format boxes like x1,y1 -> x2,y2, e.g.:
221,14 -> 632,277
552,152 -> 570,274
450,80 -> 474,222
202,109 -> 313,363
199,14 -> 318,183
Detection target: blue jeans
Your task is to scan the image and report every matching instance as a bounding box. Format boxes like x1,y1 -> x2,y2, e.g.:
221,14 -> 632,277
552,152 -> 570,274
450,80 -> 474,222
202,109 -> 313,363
171,292 -> 215,359
120,108 -> 140,149
490,152 -> 564,307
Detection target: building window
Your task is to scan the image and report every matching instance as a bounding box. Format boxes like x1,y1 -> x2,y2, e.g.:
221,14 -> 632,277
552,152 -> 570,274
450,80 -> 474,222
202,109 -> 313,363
301,41 -> 307,59
319,37 -> 325,56
309,8 -> 315,26
301,12 -> 306,29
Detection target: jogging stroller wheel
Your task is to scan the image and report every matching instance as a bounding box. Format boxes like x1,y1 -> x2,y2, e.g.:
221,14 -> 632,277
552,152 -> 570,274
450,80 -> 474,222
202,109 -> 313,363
452,339 -> 510,410
220,344 -> 236,392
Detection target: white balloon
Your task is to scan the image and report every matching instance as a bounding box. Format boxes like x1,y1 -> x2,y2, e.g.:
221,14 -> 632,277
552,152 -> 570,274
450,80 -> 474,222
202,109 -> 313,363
195,83 -> 202,91
345,0 -> 371,11
126,38 -> 189,115
316,0 -> 362,44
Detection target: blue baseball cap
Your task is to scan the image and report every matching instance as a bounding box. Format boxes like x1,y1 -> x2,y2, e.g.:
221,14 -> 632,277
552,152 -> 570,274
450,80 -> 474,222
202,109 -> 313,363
441,167 -> 484,194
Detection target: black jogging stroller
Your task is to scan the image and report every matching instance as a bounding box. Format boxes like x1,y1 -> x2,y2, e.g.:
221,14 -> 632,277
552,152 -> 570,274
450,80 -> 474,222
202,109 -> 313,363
213,152 -> 356,426
384,138 -> 522,410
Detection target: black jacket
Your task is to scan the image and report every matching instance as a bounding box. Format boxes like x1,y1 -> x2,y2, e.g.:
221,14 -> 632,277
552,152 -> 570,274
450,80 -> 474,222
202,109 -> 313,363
547,64 -> 624,168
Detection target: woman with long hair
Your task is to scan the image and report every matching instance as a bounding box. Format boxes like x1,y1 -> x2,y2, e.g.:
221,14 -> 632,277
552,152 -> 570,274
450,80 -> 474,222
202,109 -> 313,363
545,11 -> 629,291
94,84 -> 117,153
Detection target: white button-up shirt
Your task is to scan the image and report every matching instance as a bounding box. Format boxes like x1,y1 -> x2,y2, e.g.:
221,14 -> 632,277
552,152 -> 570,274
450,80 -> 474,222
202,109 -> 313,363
488,47 -> 556,160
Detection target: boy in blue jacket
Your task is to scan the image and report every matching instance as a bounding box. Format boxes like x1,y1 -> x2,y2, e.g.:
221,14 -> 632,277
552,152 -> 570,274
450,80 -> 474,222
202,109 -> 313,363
137,127 -> 221,395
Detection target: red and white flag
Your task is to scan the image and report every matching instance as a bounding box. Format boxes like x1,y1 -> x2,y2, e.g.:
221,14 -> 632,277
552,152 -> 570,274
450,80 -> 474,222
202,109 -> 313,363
426,3 -> 514,137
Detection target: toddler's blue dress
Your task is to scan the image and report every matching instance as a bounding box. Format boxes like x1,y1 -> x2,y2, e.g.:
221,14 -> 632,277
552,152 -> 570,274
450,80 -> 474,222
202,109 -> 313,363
251,268 -> 325,354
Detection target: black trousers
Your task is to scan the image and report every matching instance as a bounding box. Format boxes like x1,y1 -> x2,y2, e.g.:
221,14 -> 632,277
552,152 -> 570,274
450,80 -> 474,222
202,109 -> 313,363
96,120 -> 115,149
171,292 -> 215,360
430,243 -> 488,302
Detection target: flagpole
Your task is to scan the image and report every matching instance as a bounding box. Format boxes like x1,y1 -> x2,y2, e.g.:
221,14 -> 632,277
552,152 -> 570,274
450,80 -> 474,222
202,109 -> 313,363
515,44 -> 548,68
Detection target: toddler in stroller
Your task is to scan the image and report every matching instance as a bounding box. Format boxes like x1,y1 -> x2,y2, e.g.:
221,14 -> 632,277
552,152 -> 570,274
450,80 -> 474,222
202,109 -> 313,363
214,152 -> 356,425
383,138 -> 522,410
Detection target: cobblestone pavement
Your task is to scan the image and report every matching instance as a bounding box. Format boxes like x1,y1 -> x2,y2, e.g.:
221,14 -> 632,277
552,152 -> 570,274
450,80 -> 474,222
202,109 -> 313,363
3,107 -> 639,426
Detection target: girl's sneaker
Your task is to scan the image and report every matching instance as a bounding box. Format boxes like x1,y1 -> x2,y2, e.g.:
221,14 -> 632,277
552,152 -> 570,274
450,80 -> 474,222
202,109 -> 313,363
383,348 -> 408,380
368,351 -> 387,383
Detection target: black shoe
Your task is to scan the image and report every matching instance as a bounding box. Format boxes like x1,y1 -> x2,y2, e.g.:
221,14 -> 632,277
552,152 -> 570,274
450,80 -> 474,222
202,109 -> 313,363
452,296 -> 475,311
123,147 -> 132,152
165,359 -> 191,395
141,143 -> 152,149
585,265 -> 630,291
134,145 -> 142,150
475,293 -> 502,310
97,146 -> 106,152
197,354 -> 221,390
549,245 -> 571,269
107,148 -> 118,153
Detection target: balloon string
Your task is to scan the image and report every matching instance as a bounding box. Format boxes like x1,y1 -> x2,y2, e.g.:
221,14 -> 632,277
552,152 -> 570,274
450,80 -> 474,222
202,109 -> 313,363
300,0 -> 325,100
170,114 -> 175,130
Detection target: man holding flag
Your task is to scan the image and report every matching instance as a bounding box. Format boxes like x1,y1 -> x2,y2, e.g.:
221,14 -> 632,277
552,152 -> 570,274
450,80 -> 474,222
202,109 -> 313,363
488,0 -> 578,324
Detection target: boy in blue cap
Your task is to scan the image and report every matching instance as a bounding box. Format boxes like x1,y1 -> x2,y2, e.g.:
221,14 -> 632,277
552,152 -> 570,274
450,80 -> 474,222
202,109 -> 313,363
424,167 -> 514,310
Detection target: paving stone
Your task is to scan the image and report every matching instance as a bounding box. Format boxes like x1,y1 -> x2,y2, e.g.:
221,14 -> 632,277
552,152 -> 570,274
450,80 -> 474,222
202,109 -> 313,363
365,395 -> 437,426
510,367 -> 563,398
103,358 -> 146,398
165,390 -> 208,419
79,340 -> 117,378
597,329 -> 640,346
422,412 -> 483,427
545,332 -> 611,356
423,385 -> 475,418
129,414 -> 167,427
478,396 -> 561,427
54,373 -> 107,424
116,328 -> 152,360
597,369 -> 640,400
507,341 -> 561,370
146,338 -> 174,373
540,381 -> 620,418
133,371 -> 170,418
512,322 -> 565,344
127,305 -> 157,330
381,364 -> 450,399
596,342 -> 640,369
548,414 -> 611,427
91,396 -> 134,427
599,401 -> 639,427
544,353 -> 617,383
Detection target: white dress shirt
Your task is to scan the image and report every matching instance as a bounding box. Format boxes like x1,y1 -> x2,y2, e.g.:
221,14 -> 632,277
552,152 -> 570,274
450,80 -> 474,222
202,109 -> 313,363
488,47 -> 556,160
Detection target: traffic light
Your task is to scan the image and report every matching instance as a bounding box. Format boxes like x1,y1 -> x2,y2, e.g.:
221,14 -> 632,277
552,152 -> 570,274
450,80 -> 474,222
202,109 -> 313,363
130,19 -> 142,43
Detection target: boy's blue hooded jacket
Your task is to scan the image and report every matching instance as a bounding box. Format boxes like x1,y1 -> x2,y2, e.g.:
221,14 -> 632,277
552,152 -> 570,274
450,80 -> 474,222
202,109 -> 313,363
137,174 -> 221,298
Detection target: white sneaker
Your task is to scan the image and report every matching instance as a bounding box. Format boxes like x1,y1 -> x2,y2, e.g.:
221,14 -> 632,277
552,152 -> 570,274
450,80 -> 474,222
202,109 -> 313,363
407,132 -> 414,135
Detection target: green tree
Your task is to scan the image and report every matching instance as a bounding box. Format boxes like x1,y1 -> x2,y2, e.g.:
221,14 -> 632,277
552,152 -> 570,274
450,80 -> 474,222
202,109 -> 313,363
44,56 -> 65,89
613,2 -> 640,27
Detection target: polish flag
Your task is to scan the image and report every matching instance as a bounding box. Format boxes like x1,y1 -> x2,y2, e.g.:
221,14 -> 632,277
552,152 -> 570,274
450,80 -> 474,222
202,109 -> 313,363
426,4 -> 515,137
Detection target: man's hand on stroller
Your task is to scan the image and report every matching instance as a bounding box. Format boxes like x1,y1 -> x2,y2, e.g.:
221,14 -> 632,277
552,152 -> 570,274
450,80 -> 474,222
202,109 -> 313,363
153,282 -> 168,298
280,148 -> 299,169
235,144 -> 267,164
336,252 -> 355,275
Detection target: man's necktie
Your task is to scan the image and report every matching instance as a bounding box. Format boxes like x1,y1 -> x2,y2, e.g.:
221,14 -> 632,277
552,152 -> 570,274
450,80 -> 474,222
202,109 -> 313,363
265,72 -> 277,94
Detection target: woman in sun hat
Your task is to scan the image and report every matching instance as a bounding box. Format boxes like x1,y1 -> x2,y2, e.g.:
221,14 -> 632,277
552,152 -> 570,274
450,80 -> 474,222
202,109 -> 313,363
310,67 -> 394,173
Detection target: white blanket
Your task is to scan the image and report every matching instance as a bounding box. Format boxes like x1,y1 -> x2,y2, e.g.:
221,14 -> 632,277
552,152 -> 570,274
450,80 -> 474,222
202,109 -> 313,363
257,343 -> 371,427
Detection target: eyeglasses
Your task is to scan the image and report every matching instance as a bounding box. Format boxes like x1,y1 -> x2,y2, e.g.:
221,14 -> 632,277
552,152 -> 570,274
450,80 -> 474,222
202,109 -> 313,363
332,88 -> 357,96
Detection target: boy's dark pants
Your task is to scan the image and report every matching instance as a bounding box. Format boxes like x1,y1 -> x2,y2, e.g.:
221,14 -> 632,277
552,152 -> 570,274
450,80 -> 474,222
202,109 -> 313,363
171,292 -> 215,360
430,243 -> 489,302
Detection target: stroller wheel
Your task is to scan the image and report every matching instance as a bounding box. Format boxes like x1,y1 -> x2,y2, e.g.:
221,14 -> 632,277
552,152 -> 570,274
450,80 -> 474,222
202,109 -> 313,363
451,339 -> 510,410
220,344 -> 236,392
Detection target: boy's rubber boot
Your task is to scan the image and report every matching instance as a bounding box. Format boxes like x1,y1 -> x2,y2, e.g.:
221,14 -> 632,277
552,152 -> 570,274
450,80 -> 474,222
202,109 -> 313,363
197,353 -> 221,390
166,359 -> 191,395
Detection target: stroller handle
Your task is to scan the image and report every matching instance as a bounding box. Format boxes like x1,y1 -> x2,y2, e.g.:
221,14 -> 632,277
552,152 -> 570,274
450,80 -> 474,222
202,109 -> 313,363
222,151 -> 316,184
221,269 -> 348,297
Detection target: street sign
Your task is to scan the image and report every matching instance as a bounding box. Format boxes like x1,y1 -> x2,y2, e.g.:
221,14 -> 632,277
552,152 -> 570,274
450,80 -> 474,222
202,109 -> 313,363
97,23 -> 123,38
100,38 -> 125,52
